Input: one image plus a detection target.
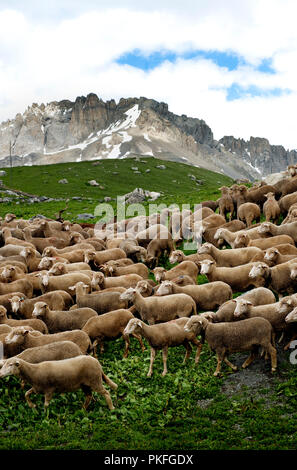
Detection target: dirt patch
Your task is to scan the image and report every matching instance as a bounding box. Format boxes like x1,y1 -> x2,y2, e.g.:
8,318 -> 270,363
220,346 -> 290,405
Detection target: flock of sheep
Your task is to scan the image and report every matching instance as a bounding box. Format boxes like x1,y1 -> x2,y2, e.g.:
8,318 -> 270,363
1,163 -> 297,411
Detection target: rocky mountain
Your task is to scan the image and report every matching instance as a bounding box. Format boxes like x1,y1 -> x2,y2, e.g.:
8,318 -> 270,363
0,93 -> 296,181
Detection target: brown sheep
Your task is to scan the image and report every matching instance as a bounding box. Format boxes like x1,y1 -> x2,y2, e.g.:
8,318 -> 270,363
184,316 -> 277,375
218,186 -> 234,221
32,302 -> 98,332
263,193 -> 280,223
0,305 -> 48,334
82,309 -> 145,358
0,356 -> 117,410
237,202 -> 261,227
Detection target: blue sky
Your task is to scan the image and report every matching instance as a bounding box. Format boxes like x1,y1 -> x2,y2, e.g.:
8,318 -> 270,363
0,1 -> 297,148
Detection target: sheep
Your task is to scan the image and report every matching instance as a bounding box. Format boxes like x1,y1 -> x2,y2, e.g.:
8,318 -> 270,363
279,191 -> 297,215
146,237 -> 174,268
284,307 -> 297,348
245,184 -> 276,207
39,220 -> 71,242
153,261 -> 198,284
218,186 -> 234,221
32,302 -> 98,332
82,309 -> 145,358
84,248 -> 127,268
99,261 -> 149,279
120,287 -> 196,325
213,226 -> 263,248
19,247 -> 42,272
199,259 -> 265,291
198,242 -> 261,267
282,204 -> 297,224
69,282 -> 128,314
233,232 -> 295,250
0,341 -> 82,371
237,202 -> 261,227
169,249 -> 213,265
258,221 -> 297,243
38,256 -> 69,270
1,228 -> 35,249
0,356 -> 117,410
135,224 -> 171,248
248,261 -> 297,297
37,271 -> 91,296
105,258 -> 134,267
209,287 -> 277,323
184,316 -> 277,375
136,280 -> 156,297
233,296 -> 297,335
123,317 -> 202,376
155,280 -> 232,311
48,262 -> 91,275
0,278 -> 33,298
0,266 -> 45,294
170,275 -> 196,286
277,175 -> 297,197
0,244 -> 30,257
0,305 -> 48,333
263,192 -> 280,223
42,247 -> 86,263
201,200 -> 218,211
22,227 -> 67,253
9,292 -> 73,319
5,326 -> 91,355
263,247 -> 297,266
0,259 -> 27,273
200,219 -> 246,248
95,272 -> 143,290
117,239 -> 145,262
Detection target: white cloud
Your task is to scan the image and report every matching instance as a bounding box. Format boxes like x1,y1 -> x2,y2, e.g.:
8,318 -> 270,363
1,2 -> 297,148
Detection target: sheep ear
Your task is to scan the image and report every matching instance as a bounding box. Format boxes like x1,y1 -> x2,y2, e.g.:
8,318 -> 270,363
69,285 -> 76,291
136,320 -> 142,327
198,320 -> 203,324
287,299 -> 292,305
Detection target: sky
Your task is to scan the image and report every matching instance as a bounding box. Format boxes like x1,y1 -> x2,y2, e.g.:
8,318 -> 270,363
1,0 -> 297,148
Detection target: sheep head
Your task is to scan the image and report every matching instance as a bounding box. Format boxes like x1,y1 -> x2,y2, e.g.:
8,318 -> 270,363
279,296 -> 295,314
264,248 -> 279,262
197,243 -> 212,255
0,305 -> 7,320
0,358 -> 21,378
184,315 -> 208,334
136,280 -> 152,296
84,250 -> 96,264
155,281 -> 173,296
199,259 -> 215,275
32,302 -> 48,318
123,318 -> 142,336
248,262 -> 270,279
257,222 -> 272,234
48,263 -> 66,276
5,326 -> 30,345
285,306 -> 297,323
153,267 -> 166,283
9,295 -> 26,313
169,250 -> 183,264
233,299 -> 253,317
234,233 -> 249,248
120,288 -> 137,302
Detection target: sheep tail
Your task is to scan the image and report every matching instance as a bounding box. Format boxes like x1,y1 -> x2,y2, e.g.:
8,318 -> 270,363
102,369 -> 118,390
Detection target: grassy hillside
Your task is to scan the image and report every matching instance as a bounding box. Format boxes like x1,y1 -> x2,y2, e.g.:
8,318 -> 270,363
0,157 -> 233,221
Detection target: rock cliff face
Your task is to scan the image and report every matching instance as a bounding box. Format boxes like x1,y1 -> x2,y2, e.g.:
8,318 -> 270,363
0,93 -> 296,181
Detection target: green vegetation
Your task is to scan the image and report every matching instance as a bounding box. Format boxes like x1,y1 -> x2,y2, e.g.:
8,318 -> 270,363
0,157 -> 233,221
0,157 -> 296,450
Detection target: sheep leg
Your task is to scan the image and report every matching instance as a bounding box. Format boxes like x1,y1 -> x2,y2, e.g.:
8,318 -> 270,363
182,342 -> 192,363
224,357 -> 238,371
193,339 -> 203,364
44,390 -> 54,409
161,346 -> 168,376
278,332 -> 284,344
94,384 -> 114,410
147,347 -> 156,377
132,332 -> 146,352
214,351 -> 224,376
267,344 -> 277,372
25,388 -> 36,409
122,334 -> 130,359
82,390 -> 93,410
241,352 -> 257,369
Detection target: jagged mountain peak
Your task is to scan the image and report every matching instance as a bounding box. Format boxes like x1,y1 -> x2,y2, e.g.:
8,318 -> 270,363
0,92 -> 296,180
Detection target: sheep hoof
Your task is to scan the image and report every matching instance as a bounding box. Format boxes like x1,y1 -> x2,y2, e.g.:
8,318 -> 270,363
271,368 -> 277,373
161,371 -> 167,377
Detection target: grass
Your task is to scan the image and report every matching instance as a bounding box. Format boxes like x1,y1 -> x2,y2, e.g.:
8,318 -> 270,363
0,156 -> 233,222
0,157 -> 297,450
